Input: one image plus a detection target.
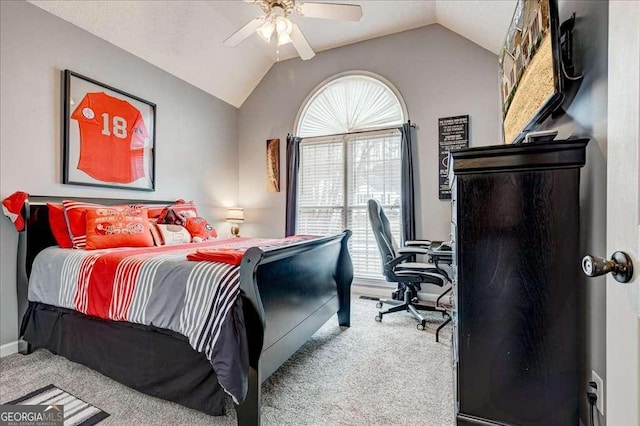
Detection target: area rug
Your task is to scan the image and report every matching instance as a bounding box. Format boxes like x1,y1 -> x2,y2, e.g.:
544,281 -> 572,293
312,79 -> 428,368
5,384 -> 109,425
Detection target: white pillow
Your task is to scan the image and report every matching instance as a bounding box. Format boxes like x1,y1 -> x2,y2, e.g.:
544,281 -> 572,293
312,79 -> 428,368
156,224 -> 192,245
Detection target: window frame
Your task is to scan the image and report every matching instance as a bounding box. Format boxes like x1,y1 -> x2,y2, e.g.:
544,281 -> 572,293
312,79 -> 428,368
294,71 -> 408,138
296,128 -> 403,280
293,72 -> 408,283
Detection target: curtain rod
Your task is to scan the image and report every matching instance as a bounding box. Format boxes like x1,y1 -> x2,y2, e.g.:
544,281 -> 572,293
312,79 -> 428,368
292,122 -> 416,140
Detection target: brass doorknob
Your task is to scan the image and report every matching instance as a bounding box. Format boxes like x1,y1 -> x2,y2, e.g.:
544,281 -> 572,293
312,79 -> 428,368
582,251 -> 633,283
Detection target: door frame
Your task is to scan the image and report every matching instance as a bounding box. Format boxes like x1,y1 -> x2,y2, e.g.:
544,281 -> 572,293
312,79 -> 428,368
606,1 -> 640,424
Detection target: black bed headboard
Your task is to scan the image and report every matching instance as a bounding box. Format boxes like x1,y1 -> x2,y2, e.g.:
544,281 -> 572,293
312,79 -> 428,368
17,196 -> 175,334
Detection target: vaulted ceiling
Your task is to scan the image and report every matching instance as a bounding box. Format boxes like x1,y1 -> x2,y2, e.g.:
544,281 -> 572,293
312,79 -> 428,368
29,0 -> 516,108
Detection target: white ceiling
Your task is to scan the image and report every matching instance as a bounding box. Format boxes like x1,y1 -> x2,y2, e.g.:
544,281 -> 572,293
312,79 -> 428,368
29,0 -> 516,108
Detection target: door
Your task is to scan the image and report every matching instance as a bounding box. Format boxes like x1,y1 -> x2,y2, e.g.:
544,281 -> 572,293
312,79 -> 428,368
607,2 -> 640,424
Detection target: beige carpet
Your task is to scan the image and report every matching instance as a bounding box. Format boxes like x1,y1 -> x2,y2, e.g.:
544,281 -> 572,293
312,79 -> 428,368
0,297 -> 454,425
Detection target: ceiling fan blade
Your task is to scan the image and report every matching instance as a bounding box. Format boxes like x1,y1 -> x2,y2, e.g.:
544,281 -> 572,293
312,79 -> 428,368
291,24 -> 316,60
223,17 -> 264,47
297,2 -> 363,22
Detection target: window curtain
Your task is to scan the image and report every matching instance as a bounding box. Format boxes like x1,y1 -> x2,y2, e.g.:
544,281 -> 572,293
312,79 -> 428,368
399,122 -> 416,243
285,134 -> 302,236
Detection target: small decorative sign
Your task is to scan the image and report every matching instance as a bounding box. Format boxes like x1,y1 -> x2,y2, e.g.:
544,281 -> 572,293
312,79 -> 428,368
438,115 -> 469,199
266,138 -> 280,193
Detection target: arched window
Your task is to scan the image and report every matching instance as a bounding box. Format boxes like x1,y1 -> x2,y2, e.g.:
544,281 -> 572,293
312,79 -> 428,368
296,72 -> 406,137
294,72 -> 407,280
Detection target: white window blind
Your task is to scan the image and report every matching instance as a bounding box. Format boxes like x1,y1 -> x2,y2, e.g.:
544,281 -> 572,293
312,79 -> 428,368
297,130 -> 402,279
347,131 -> 402,279
297,75 -> 404,138
295,73 -> 406,281
297,138 -> 345,236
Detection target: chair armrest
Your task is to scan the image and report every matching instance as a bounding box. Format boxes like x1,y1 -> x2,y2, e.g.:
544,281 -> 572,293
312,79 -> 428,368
405,240 -> 433,247
385,253 -> 413,269
395,261 -> 437,270
397,247 -> 429,255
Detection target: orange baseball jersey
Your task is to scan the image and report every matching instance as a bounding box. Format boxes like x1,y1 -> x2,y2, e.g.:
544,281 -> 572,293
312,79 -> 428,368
71,92 -> 149,184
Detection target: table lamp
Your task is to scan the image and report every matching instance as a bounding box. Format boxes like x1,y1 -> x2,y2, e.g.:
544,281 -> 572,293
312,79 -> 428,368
226,207 -> 244,237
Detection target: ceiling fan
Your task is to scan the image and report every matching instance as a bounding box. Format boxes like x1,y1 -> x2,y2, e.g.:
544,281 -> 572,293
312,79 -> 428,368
224,0 -> 363,60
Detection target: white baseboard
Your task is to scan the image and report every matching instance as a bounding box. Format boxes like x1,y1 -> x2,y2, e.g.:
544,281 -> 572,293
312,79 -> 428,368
0,340 -> 27,357
351,283 -> 392,299
0,341 -> 19,357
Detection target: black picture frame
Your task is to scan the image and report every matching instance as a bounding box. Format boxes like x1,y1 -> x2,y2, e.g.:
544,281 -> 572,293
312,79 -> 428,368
438,115 -> 469,200
63,70 -> 156,191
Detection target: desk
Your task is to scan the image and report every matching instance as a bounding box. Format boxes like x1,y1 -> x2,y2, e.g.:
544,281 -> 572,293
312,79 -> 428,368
427,247 -> 452,268
425,247 -> 453,339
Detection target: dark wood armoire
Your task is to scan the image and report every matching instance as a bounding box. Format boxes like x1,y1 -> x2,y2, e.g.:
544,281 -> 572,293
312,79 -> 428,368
449,140 -> 589,425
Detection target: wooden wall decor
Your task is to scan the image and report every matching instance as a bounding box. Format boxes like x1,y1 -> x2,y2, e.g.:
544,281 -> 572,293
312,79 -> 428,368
266,138 -> 280,193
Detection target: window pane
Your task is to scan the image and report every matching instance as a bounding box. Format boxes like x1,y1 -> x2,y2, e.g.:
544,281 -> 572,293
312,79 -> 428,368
297,139 -> 344,236
348,205 -> 402,279
296,131 -> 403,280
297,208 -> 344,236
347,132 -> 402,279
348,133 -> 402,207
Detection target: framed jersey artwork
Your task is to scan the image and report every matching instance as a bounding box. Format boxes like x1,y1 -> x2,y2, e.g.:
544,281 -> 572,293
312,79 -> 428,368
63,70 -> 156,191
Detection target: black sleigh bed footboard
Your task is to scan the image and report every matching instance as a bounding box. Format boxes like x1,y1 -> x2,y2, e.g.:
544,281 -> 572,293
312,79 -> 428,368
237,232 -> 353,425
17,196 -> 353,426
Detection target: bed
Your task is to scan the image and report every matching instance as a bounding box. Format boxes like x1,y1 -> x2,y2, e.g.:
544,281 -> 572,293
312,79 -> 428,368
15,196 -> 353,425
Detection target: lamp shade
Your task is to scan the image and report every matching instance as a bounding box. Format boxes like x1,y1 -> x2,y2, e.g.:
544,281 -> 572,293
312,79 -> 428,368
226,207 -> 244,223
256,20 -> 275,42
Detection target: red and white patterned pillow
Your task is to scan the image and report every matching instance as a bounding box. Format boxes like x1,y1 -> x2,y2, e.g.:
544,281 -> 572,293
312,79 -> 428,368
47,203 -> 74,248
148,220 -> 164,246
84,205 -> 153,250
185,216 -> 217,242
61,200 -> 104,249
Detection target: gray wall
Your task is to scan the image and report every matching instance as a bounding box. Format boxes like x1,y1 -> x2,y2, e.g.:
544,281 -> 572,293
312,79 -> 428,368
539,1 -> 609,424
238,24 -> 501,240
0,1 -> 239,347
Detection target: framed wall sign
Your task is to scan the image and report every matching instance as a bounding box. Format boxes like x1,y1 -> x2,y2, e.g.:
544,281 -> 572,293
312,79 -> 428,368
63,70 -> 156,191
438,115 -> 469,199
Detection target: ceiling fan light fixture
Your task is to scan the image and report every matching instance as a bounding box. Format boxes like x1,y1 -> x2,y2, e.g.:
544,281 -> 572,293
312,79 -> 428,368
228,0 -> 362,60
256,20 -> 275,42
277,31 -> 292,46
275,15 -> 293,37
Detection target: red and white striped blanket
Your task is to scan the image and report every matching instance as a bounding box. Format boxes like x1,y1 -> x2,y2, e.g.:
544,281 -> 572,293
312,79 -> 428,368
28,235 -> 318,403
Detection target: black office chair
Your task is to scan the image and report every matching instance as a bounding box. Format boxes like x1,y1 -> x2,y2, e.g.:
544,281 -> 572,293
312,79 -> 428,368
367,199 -> 452,341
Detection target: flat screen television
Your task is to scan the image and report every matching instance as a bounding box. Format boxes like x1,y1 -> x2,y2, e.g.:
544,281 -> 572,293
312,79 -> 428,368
499,0 -> 564,144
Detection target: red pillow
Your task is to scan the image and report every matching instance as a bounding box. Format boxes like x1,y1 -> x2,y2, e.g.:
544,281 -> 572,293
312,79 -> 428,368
185,216 -> 217,242
147,206 -> 167,219
47,203 -> 73,248
158,200 -> 198,226
148,220 -> 163,246
85,205 -> 153,250
62,200 -> 104,249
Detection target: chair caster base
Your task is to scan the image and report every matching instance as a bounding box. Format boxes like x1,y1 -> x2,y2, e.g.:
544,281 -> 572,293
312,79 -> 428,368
416,322 -> 425,331
374,313 -> 382,322
375,301 -> 383,308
